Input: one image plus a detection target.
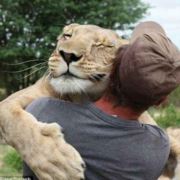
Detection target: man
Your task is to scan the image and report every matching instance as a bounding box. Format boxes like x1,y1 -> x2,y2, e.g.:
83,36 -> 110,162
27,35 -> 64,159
23,21 -> 180,180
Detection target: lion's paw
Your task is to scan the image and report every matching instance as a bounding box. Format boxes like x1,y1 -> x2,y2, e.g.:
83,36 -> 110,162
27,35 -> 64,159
34,121 -> 86,180
40,122 -> 64,138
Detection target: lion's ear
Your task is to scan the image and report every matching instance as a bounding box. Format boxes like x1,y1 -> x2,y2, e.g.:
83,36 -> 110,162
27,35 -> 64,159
63,23 -> 80,34
96,30 -> 129,48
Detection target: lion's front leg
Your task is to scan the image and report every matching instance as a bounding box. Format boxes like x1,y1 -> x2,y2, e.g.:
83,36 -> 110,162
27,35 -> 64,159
0,105 -> 85,180
0,78 -> 85,180
138,111 -> 157,125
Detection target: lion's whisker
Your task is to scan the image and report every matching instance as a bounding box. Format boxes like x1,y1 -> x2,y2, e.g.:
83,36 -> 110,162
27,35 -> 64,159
15,66 -> 47,81
43,69 -> 50,76
1,62 -> 47,74
89,75 -> 99,82
2,58 -> 47,66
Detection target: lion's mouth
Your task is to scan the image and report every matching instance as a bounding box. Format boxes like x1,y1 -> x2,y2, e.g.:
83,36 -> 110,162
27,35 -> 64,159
61,71 -> 83,79
50,50 -> 106,82
57,50 -> 86,79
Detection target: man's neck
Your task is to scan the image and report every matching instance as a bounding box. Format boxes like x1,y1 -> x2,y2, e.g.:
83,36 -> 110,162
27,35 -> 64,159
95,97 -> 142,121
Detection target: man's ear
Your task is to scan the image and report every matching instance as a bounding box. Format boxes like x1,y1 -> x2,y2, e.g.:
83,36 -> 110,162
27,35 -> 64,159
154,96 -> 168,106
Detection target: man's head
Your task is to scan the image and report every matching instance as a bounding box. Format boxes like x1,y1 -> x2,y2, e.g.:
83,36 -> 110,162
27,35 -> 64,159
108,21 -> 180,111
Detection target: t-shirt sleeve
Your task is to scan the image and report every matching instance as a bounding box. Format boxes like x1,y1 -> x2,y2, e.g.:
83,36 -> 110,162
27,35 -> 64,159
25,97 -> 51,117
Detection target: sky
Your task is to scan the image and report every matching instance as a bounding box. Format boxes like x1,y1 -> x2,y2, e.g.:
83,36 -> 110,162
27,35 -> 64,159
141,0 -> 180,48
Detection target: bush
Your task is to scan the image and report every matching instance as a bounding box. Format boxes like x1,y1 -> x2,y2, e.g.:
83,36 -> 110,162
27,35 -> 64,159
0,88 -> 6,101
150,104 -> 180,128
169,87 -> 180,107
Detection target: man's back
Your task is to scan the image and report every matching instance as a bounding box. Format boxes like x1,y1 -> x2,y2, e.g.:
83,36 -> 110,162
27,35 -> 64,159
24,97 -> 170,180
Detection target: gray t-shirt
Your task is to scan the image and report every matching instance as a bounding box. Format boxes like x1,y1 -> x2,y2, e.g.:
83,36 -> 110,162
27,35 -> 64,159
23,97 -> 170,180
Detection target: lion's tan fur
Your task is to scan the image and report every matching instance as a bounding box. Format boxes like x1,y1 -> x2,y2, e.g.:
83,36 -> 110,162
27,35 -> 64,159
166,128 -> 180,179
159,128 -> 180,180
0,23 -> 179,180
0,24 -> 127,180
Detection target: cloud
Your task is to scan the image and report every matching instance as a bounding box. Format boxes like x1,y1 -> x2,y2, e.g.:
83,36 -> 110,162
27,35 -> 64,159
141,0 -> 180,48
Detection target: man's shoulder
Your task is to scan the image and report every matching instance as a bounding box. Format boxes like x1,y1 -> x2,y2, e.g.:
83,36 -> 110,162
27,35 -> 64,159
26,97 -> 57,110
26,97 -> 72,111
26,97 -> 69,116
25,97 -> 89,118
143,124 -> 169,144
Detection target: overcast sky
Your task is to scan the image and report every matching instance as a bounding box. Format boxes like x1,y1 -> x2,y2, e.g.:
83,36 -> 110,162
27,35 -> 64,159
141,0 -> 180,48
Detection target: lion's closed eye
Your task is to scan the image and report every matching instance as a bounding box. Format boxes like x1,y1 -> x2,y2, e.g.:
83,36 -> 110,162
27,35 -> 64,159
63,34 -> 72,40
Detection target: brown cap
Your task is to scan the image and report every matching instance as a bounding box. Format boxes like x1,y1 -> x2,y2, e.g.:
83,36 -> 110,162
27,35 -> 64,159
130,21 -> 166,43
120,21 -> 180,107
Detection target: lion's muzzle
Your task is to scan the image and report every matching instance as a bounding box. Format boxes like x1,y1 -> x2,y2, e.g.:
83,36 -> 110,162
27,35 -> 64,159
59,50 -> 82,65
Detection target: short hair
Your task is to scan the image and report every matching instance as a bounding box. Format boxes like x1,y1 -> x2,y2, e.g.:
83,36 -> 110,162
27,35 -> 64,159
105,45 -> 150,111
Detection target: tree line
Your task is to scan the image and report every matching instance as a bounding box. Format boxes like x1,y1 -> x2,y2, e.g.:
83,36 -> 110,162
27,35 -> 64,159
0,0 -> 148,96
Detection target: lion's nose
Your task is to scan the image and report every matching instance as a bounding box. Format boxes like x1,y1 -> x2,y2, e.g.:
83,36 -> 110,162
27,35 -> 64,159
59,50 -> 82,65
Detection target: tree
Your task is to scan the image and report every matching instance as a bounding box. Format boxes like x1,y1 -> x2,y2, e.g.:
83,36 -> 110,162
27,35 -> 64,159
0,0 -> 149,95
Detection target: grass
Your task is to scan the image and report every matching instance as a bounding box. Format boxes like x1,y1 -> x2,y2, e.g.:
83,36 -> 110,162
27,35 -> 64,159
0,145 -> 22,176
169,86 -> 180,106
3,148 -> 22,172
148,87 -> 180,128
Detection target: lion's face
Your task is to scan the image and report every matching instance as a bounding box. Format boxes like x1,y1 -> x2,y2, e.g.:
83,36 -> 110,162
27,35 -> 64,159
48,24 -> 127,98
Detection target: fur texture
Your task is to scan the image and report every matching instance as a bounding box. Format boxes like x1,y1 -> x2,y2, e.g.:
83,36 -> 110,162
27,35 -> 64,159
0,24 -> 126,180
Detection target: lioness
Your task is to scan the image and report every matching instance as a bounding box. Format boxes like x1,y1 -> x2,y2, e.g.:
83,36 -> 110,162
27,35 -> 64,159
0,23 -> 179,180
0,24 -> 126,180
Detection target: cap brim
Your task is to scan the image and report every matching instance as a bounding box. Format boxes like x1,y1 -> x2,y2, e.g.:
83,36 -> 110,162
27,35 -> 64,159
175,65 -> 180,84
130,21 -> 166,43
